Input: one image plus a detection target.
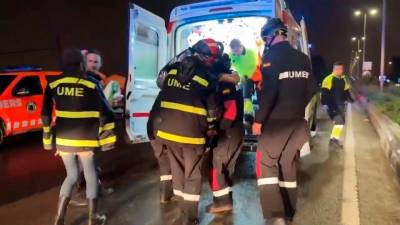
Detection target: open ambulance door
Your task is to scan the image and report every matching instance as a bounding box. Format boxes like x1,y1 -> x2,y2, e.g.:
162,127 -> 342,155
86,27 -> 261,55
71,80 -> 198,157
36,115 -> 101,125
125,3 -> 168,143
300,18 -> 311,57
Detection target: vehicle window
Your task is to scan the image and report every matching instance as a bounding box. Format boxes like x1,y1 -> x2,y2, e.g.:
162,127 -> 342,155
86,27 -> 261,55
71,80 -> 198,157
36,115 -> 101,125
133,23 -> 159,80
0,75 -> 17,95
12,76 -> 43,97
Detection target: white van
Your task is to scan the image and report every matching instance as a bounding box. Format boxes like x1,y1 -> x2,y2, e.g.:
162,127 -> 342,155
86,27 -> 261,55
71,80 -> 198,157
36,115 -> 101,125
125,0 -> 318,148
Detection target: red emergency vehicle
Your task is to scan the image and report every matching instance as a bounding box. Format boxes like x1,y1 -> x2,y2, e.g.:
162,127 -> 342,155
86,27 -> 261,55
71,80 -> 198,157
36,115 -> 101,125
0,66 -> 61,145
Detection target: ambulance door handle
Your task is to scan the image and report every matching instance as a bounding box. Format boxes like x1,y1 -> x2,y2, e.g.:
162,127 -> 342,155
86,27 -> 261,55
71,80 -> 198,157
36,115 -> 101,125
127,91 -> 132,100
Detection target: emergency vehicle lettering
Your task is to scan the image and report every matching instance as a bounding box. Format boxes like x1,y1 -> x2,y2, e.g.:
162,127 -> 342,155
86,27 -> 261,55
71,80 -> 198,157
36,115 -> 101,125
192,75 -> 209,87
56,87 -> 85,97
0,99 -> 23,109
279,71 -> 309,80
49,77 -> 95,89
167,78 -> 191,91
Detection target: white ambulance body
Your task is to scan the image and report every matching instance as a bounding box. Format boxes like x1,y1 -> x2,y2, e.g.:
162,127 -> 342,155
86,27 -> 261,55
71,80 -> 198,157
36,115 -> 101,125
125,0 -> 316,145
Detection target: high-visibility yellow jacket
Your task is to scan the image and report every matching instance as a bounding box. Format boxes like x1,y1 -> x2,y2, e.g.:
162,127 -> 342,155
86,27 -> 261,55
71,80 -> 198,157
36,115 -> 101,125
41,73 -> 116,152
229,48 -> 258,80
321,73 -> 353,109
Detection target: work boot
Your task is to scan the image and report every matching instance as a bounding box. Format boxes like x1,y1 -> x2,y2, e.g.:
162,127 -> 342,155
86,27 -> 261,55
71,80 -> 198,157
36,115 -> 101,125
160,182 -> 173,204
182,218 -> 199,225
206,201 -> 233,214
88,199 -> 107,225
329,138 -> 343,149
267,217 -> 287,225
54,196 -> 70,225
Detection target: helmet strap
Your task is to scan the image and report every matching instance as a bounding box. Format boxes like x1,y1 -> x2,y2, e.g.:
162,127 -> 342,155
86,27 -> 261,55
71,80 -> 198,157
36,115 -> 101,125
267,35 -> 277,49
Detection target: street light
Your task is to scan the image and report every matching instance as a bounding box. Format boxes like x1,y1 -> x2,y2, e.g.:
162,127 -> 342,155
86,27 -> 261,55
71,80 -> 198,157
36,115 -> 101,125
352,37 -> 357,42
370,9 -> 378,16
380,0 -> 387,92
354,8 -> 379,67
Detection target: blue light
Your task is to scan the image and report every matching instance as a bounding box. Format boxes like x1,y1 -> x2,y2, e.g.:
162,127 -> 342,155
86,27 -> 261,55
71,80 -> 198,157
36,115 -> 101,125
0,65 -> 42,72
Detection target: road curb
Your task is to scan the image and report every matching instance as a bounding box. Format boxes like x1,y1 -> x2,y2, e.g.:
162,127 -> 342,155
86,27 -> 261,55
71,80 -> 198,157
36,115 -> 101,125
366,102 -> 400,180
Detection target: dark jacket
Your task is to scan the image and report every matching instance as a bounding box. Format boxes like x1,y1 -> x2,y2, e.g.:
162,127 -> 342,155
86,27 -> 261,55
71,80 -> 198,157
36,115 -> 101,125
156,63 -> 218,146
147,94 -> 162,140
255,41 -> 318,125
217,82 -> 244,136
321,73 -> 353,110
42,73 -> 116,152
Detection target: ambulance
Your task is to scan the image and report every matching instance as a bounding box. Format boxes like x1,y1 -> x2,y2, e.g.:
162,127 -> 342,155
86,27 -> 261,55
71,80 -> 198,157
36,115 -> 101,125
0,66 -> 61,145
125,0 -> 318,152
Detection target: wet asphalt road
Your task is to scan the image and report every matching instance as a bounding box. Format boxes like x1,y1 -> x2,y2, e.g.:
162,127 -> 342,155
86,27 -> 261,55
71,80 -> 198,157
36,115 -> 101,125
1,104 -> 400,225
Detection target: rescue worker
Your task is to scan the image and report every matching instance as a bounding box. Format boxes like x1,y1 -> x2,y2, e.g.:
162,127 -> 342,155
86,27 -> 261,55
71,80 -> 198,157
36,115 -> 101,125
42,48 -> 116,225
207,55 -> 244,214
156,39 -> 220,225
252,19 -> 318,225
229,39 -> 260,82
229,39 -> 262,134
68,49 -> 114,207
147,93 -> 173,204
321,61 -> 354,148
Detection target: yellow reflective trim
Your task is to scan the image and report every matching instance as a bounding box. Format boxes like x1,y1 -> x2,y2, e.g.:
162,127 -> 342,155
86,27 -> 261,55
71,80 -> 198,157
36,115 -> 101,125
222,89 -> 231,95
244,99 -> 254,114
56,110 -> 99,118
43,126 -> 51,133
192,75 -> 209,87
331,125 -> 344,139
344,79 -> 351,90
322,74 -> 351,91
99,123 -> 115,133
99,136 -> 117,146
160,101 -> 207,116
56,138 -> 100,147
43,137 -> 52,145
50,77 -> 96,89
157,130 -> 205,145
322,74 -> 333,90
207,117 -> 217,122
168,69 -> 178,75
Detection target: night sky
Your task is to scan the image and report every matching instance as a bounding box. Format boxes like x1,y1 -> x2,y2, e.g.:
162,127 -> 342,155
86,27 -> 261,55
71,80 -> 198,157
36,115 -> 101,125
0,0 -> 399,76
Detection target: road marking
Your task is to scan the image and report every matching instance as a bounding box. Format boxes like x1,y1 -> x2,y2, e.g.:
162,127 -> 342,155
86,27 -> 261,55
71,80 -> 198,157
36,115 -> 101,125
341,104 -> 360,225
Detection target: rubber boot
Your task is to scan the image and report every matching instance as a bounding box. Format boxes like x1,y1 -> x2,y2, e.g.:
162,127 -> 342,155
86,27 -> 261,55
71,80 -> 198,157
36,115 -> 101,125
54,196 -> 70,225
160,181 -> 173,204
88,199 -> 106,225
